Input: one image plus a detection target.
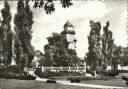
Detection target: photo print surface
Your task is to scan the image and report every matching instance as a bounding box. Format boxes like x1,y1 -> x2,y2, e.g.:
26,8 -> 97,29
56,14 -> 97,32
0,0 -> 127,89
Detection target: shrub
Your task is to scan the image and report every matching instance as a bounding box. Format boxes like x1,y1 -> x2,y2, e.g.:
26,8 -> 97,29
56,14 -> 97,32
34,68 -> 84,78
67,76 -> 99,80
0,65 -> 36,80
86,68 -> 95,76
118,70 -> 128,73
97,70 -> 119,77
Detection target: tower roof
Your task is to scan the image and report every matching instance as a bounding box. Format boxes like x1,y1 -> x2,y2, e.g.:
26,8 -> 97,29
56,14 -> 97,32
64,21 -> 73,28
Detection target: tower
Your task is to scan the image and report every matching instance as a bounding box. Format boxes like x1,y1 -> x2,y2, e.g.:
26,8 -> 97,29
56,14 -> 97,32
62,21 -> 76,49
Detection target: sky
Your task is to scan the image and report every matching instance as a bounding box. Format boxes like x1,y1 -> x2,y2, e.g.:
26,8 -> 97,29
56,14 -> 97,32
0,0 -> 127,58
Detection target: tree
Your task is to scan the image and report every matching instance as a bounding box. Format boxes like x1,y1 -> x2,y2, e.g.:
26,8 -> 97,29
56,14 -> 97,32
14,0 -> 34,70
102,21 -> 114,70
43,32 -> 78,67
121,47 -> 128,66
0,1 -> 13,66
86,20 -> 102,71
0,18 -> 2,65
112,46 -> 122,70
33,0 -> 73,14
111,46 -> 128,68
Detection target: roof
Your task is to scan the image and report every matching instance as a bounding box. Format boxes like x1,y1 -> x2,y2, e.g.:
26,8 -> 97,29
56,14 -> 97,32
64,21 -> 73,28
35,50 -> 44,56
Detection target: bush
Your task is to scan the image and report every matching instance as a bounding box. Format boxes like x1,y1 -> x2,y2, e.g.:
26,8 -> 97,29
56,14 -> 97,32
34,68 -> 84,78
0,65 -> 36,80
118,70 -> 128,73
67,76 -> 116,81
67,76 -> 97,81
34,68 -> 43,77
86,69 -> 95,76
97,70 -> 119,77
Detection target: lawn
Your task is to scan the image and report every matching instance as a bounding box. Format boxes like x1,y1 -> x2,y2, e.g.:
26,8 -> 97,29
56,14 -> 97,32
0,78 -> 93,89
81,79 -> 126,87
0,78 -> 127,89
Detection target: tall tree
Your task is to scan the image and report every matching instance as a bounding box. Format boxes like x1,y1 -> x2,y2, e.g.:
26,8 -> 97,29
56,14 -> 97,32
14,0 -> 34,70
0,1 -> 12,66
43,32 -> 78,67
102,21 -> 114,70
0,18 -> 2,65
86,20 -> 102,71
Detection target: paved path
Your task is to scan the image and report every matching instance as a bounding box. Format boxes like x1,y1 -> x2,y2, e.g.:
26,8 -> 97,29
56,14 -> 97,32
36,77 -> 127,89
60,82 -> 126,89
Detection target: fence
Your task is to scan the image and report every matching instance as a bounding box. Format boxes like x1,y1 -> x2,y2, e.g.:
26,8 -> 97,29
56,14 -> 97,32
24,66 -> 88,77
41,66 -> 86,73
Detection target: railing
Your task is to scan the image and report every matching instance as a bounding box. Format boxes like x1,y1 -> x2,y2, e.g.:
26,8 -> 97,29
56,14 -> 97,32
24,66 -> 87,77
41,66 -> 86,72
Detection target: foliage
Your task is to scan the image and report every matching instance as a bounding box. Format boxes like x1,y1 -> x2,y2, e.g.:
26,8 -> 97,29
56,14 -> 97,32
112,46 -> 123,70
86,21 -> 116,71
97,70 -> 119,77
14,0 -> 34,70
0,1 -> 13,66
33,0 -> 73,14
67,76 -> 102,81
102,21 -> 114,70
34,68 -> 84,78
0,65 -> 36,80
86,20 -> 102,71
121,47 -> 128,66
42,32 -> 78,67
111,46 -> 128,69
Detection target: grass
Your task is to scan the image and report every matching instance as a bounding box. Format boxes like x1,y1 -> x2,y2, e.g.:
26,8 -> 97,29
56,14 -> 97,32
0,78 -> 127,89
81,79 -> 126,87
0,78 -> 93,89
